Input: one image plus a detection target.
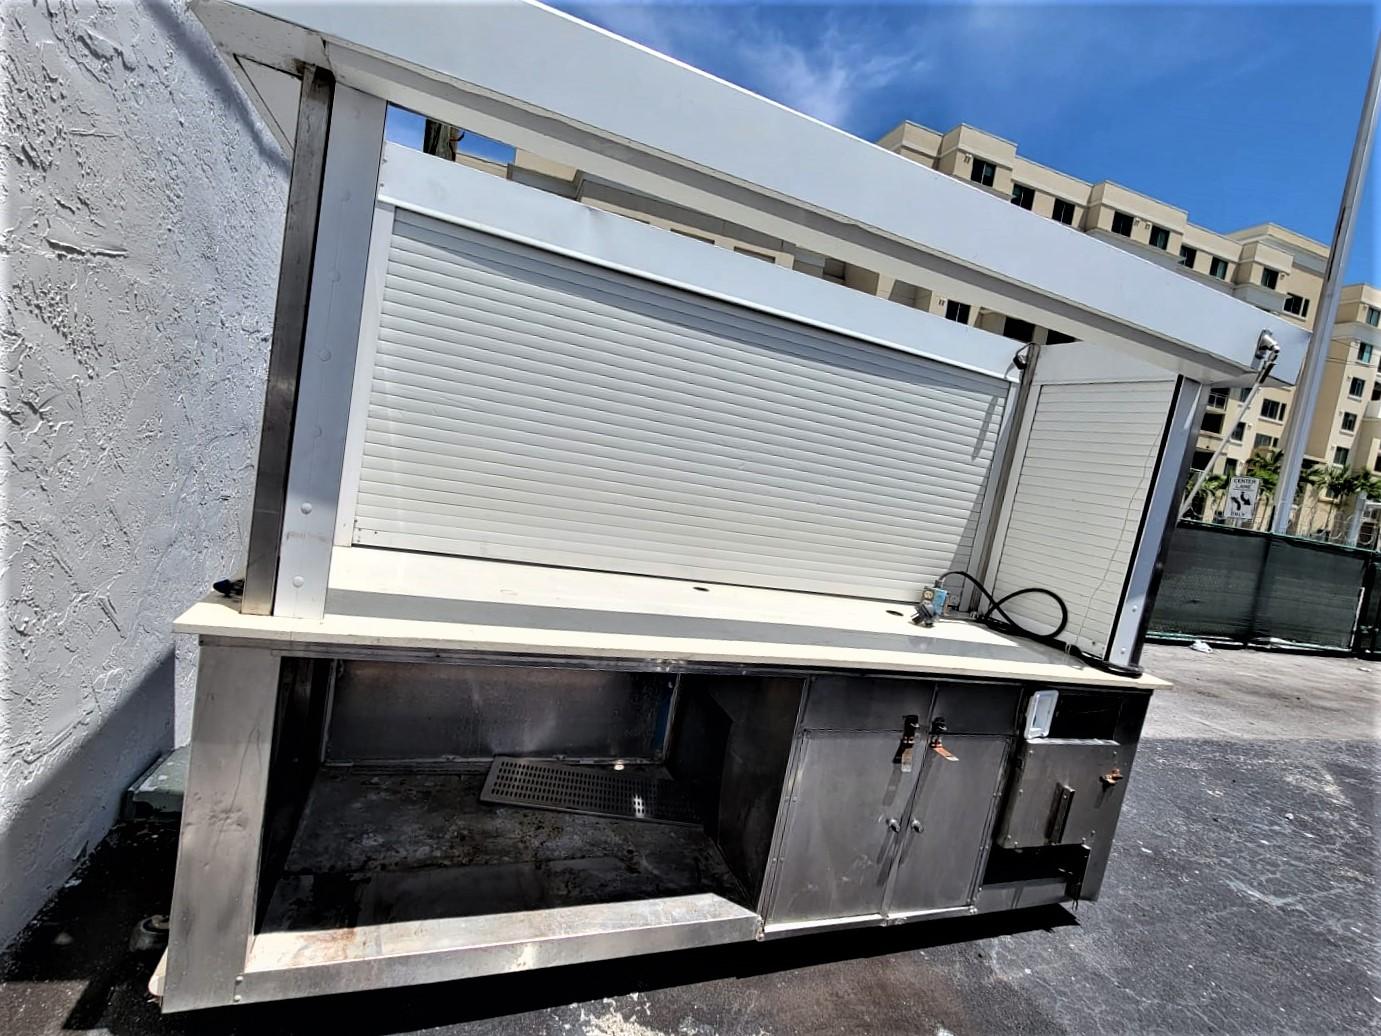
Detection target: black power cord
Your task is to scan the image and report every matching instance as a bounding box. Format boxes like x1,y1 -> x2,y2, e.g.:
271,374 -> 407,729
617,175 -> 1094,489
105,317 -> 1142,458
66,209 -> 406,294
929,570 -> 1143,679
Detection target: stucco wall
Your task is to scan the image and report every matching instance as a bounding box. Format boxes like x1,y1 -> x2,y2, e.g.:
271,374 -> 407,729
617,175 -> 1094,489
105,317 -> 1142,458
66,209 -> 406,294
2,0 -> 286,948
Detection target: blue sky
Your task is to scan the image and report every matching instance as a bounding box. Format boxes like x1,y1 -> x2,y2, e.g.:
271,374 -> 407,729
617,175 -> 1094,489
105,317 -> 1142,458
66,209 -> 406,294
389,2 -> 1379,283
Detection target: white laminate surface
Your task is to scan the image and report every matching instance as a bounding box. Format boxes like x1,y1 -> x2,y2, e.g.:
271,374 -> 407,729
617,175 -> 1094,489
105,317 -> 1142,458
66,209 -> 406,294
174,547 -> 1166,690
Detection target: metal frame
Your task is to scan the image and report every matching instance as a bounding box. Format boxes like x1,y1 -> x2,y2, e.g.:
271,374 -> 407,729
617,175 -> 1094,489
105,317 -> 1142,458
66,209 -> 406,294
966,344 -> 1039,610
273,86 -> 387,619
163,644 -> 282,1011
191,0 -> 1309,382
1127,381 -> 1213,663
242,67 -> 331,615
1107,376 -> 1206,664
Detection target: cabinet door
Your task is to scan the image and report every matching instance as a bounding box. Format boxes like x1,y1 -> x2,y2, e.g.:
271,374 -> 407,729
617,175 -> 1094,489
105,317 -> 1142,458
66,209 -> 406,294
887,734 -> 1009,917
767,731 -> 919,925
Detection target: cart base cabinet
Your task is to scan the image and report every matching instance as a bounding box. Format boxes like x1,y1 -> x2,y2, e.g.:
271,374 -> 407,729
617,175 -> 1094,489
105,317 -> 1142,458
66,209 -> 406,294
157,636 -> 1151,1010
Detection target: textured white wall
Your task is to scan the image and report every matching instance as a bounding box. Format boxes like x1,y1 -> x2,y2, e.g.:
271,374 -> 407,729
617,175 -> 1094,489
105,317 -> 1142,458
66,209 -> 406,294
1,0 -> 287,948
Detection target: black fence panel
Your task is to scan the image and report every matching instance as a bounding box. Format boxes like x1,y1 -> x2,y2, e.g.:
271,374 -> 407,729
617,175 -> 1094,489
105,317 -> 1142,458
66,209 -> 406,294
1148,521 -> 1371,652
1358,558 -> 1381,660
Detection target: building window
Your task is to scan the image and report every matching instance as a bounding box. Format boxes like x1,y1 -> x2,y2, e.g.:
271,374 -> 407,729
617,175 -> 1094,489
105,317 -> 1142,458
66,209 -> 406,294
944,300 -> 971,324
1375,452 -> 1381,472
1341,412 -> 1358,432
1253,433 -> 1278,451
1111,211 -> 1134,237
1010,183 -> 1034,210
1223,457 -> 1238,477
1191,449 -> 1214,472
1284,293 -> 1310,318
1333,446 -> 1350,467
1373,381 -> 1381,402
1045,330 -> 1077,345
1260,267 -> 1280,290
1179,245 -> 1197,269
1349,377 -> 1366,398
1051,198 -> 1075,225
1260,399 -> 1287,422
1002,317 -> 1036,342
1367,305 -> 1380,327
1359,341 -> 1375,364
1208,256 -> 1229,280
970,158 -> 997,187
1230,422 -> 1245,443
1148,225 -> 1171,250
1206,388 -> 1229,410
1200,411 -> 1225,435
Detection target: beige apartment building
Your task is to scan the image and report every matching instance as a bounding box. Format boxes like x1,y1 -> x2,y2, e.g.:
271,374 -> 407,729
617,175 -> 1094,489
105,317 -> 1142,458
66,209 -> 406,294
446,117 -> 1381,531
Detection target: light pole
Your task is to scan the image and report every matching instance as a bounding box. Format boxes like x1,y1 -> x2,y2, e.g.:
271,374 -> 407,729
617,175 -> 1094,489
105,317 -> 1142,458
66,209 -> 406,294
1272,35 -> 1381,535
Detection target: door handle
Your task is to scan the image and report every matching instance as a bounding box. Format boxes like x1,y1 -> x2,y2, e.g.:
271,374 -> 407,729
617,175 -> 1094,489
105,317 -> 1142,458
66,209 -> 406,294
886,817 -> 901,832
910,819 -> 922,833
893,715 -> 920,772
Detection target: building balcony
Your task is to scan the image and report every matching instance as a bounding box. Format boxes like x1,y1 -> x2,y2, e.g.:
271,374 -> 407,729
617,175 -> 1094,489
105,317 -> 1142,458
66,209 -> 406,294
1231,282 -> 1286,313
1334,320 -> 1381,350
1087,228 -> 1184,271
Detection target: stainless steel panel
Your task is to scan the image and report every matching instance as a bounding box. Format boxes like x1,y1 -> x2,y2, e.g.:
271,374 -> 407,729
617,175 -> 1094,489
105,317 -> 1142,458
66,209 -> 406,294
887,734 -> 1010,915
767,730 -> 918,924
802,675 -> 934,730
996,739 -> 1131,850
236,895 -> 761,1006
974,878 -> 1069,914
242,68 -> 331,615
931,683 -> 1020,735
163,645 -> 281,1011
666,676 -> 805,904
352,210 -> 1007,600
325,661 -> 672,764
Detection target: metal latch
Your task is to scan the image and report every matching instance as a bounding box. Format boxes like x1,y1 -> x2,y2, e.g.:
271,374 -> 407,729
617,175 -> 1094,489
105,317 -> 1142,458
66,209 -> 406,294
893,714 -> 920,771
929,716 -> 958,762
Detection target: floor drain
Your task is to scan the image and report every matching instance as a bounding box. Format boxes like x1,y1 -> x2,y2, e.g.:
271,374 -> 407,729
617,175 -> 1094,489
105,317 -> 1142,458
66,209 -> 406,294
480,758 -> 701,827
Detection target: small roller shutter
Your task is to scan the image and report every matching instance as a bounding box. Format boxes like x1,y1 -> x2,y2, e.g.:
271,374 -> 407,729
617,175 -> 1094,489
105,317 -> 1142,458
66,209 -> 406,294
351,208 -> 1008,601
990,379 -> 1175,653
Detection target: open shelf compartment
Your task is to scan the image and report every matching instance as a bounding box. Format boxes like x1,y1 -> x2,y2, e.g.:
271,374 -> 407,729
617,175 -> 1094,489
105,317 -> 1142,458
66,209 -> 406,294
240,659 -> 803,996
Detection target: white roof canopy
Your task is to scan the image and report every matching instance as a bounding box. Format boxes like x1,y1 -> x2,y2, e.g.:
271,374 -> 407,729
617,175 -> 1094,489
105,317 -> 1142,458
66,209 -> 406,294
193,0 -> 1308,384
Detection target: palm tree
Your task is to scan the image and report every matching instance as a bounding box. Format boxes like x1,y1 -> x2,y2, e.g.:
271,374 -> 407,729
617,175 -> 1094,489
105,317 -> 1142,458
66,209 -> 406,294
1244,448 -> 1283,528
1303,464 -> 1367,537
1183,471 -> 1230,521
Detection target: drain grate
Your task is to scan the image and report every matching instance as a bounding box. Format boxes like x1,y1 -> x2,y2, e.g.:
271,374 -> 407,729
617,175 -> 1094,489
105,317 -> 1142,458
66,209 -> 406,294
480,758 -> 701,827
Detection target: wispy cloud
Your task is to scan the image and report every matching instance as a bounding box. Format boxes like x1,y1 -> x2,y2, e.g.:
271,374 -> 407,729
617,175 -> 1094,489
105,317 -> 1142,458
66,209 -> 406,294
752,15 -> 930,126
564,3 -> 935,128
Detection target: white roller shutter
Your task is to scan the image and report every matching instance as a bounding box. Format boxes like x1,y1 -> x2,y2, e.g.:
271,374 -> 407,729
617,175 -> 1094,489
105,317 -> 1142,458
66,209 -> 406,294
350,208 -> 1008,601
990,379 -> 1175,654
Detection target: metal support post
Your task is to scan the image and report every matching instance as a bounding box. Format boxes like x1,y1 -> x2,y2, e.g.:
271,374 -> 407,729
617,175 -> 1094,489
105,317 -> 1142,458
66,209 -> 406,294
1272,36 -> 1380,534
242,68 -> 334,614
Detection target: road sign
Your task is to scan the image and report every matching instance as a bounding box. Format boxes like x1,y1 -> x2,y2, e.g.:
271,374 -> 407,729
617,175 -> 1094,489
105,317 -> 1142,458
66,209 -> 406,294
1225,476 -> 1260,521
